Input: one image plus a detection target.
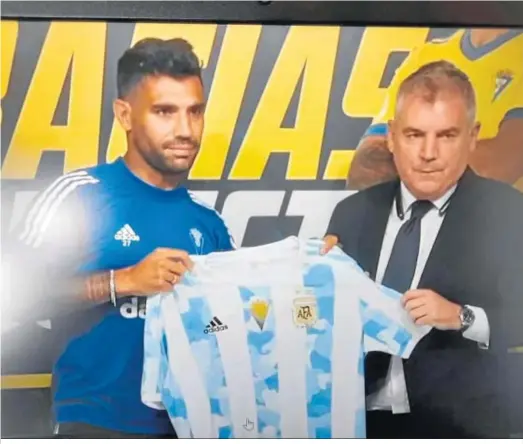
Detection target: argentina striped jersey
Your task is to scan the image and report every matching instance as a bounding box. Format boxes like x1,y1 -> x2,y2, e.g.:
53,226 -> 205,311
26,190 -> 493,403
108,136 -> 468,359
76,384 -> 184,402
141,236 -> 431,438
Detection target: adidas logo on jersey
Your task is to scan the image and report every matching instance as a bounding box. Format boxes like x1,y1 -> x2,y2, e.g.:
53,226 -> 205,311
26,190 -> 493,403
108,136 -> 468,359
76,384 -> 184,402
115,224 -> 140,247
204,316 -> 228,334
120,297 -> 146,319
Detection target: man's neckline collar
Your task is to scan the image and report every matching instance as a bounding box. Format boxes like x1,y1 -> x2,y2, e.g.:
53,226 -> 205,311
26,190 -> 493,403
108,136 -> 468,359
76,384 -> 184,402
400,182 -> 457,213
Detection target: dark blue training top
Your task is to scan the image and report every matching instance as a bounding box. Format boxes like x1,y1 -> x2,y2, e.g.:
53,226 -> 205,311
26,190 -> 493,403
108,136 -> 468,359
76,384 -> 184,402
17,157 -> 235,434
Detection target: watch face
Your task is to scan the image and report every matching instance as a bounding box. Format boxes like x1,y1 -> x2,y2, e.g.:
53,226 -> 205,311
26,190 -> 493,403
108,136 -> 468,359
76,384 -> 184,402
461,307 -> 475,328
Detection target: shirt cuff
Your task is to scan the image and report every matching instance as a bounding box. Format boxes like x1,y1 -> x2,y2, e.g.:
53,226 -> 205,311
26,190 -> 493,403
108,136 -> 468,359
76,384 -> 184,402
462,305 -> 490,348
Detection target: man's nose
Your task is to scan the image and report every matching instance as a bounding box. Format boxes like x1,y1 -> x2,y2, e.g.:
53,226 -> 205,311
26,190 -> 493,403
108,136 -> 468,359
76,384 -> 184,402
420,135 -> 438,161
174,113 -> 192,138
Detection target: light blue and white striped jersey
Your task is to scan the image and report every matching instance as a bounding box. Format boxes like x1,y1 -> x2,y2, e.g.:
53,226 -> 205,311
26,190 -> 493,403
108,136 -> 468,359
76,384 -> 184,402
141,237 -> 430,438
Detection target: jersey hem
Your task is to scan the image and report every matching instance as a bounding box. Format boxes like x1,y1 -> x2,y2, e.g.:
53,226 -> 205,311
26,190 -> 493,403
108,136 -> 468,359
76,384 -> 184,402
55,406 -> 172,435
401,326 -> 430,359
141,393 -> 166,411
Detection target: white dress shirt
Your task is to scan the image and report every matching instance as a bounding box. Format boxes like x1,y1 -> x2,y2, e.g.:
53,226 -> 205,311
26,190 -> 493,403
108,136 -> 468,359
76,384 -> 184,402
366,183 -> 490,414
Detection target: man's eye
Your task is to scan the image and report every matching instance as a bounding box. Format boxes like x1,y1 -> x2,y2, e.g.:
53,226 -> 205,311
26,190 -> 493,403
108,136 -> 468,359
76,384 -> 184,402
191,108 -> 204,116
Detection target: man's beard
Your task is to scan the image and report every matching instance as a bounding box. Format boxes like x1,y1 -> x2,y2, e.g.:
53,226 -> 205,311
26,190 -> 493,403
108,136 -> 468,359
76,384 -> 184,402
148,150 -> 196,175
141,137 -> 200,175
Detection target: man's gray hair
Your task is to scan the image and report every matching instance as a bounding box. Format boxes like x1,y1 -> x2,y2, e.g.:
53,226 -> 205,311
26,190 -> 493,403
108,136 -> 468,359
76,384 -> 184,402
395,60 -> 477,123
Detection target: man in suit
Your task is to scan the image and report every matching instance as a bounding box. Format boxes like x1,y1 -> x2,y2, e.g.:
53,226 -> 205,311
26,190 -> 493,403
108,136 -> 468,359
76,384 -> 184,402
322,60 -> 523,438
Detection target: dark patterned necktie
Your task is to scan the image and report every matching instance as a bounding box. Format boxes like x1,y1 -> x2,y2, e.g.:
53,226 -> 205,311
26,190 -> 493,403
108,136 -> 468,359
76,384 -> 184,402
365,199 -> 434,395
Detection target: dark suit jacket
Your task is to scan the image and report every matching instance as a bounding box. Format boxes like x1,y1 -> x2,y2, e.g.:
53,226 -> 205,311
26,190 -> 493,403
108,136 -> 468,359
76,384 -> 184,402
326,169 -> 523,438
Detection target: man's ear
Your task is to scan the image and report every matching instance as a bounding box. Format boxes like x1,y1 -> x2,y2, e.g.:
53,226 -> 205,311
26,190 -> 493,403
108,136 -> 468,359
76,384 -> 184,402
387,120 -> 395,154
469,122 -> 480,153
113,99 -> 132,132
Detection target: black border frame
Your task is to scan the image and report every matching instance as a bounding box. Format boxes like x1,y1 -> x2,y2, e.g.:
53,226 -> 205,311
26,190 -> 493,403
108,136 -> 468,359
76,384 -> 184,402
1,1 -> 523,28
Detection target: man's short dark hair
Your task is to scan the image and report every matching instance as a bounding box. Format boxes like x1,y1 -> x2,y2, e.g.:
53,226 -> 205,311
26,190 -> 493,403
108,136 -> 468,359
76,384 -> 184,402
116,37 -> 202,98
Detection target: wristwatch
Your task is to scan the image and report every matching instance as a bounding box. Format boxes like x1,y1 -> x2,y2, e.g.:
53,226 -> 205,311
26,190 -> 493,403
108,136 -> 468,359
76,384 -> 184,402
459,305 -> 475,332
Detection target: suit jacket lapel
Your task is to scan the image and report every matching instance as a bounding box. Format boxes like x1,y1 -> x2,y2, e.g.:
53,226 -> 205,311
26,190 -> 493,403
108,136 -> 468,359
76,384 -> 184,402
357,181 -> 398,280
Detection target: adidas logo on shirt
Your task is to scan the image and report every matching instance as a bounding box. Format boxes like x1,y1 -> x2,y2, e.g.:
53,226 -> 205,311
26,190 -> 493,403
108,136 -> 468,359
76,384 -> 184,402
120,297 -> 146,319
204,316 -> 228,334
115,224 -> 140,247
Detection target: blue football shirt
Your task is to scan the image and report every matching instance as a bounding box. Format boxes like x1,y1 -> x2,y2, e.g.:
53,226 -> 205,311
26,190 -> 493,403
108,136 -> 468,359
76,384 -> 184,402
15,157 -> 235,434
142,237 -> 431,438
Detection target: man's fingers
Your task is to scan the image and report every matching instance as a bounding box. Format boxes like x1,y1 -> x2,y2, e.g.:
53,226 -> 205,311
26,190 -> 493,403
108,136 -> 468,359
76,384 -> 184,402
163,260 -> 188,276
320,235 -> 339,255
408,306 -> 429,322
175,255 -> 194,271
156,248 -> 194,270
164,270 -> 178,283
404,298 -> 426,312
401,289 -> 426,305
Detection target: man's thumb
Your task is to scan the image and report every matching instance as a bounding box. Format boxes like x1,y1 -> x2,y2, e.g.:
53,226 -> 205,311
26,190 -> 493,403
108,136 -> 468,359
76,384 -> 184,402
320,235 -> 338,255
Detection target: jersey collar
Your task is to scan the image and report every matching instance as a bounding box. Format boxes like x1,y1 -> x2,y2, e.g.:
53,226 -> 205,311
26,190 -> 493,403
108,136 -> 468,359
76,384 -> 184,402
461,29 -> 522,61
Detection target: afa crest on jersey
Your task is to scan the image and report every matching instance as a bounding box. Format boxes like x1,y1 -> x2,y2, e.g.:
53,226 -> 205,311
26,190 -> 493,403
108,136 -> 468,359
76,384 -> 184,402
293,295 -> 318,328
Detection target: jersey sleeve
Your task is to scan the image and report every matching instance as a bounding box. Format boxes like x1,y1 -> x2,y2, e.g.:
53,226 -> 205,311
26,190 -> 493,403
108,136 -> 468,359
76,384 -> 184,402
323,245 -> 430,358
12,172 -> 96,266
359,280 -> 431,358
141,294 -> 168,410
3,172 -> 97,323
362,47 -> 422,138
214,216 -> 237,251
